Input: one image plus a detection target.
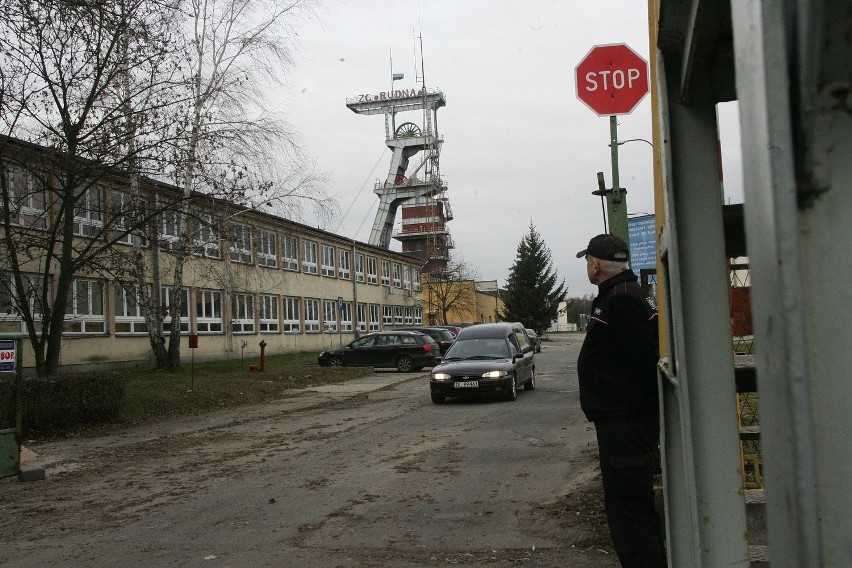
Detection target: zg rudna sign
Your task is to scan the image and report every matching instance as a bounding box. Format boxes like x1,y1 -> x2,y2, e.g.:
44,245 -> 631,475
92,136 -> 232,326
0,340 -> 16,373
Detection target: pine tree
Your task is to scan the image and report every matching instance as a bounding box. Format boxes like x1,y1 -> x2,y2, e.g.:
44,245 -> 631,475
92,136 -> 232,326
500,223 -> 567,334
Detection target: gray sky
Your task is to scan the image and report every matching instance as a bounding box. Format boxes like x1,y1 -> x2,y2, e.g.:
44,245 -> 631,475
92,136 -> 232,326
280,0 -> 743,296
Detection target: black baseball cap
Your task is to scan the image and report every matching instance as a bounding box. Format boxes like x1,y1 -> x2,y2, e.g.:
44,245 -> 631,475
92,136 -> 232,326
576,234 -> 629,262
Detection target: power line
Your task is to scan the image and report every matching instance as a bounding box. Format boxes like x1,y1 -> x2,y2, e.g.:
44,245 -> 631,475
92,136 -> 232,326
334,150 -> 386,234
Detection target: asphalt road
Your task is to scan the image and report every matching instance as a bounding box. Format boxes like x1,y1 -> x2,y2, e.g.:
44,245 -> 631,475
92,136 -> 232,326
1,333 -> 618,567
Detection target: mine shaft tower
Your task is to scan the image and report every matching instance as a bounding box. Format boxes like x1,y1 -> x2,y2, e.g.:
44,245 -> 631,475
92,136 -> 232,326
345,87 -> 453,274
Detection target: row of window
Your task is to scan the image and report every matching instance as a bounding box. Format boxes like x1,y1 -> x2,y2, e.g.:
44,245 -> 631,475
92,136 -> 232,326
0,274 -> 423,336
3,164 -> 421,290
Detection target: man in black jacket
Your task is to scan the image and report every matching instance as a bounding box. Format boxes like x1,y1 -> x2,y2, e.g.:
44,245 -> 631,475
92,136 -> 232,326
576,234 -> 666,568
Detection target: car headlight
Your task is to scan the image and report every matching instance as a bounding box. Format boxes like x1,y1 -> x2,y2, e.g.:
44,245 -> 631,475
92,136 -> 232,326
432,373 -> 451,380
481,370 -> 509,378
319,351 -> 326,357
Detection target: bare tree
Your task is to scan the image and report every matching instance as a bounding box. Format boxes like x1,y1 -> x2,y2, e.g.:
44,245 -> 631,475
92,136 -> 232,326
153,0 -> 328,370
0,0 -> 331,374
0,0 -> 182,376
422,257 -> 479,325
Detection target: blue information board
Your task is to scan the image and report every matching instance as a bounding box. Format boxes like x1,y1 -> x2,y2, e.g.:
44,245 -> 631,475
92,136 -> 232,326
628,215 -> 656,275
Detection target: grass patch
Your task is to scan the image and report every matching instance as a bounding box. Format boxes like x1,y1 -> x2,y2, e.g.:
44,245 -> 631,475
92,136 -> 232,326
118,352 -> 373,424
19,352 -> 373,439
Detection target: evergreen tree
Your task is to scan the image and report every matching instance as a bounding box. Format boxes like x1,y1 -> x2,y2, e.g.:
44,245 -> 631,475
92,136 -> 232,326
500,223 -> 567,334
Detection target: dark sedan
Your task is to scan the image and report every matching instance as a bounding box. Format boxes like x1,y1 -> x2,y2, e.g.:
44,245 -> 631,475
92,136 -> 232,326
525,328 -> 542,353
318,331 -> 440,372
429,322 -> 536,403
396,326 -> 456,355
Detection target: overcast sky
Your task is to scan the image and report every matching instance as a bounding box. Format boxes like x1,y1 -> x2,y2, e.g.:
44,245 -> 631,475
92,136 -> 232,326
279,0 -> 743,296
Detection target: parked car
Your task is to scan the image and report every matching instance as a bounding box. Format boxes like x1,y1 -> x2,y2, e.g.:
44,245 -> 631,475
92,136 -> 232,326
318,331 -> 440,372
396,326 -> 456,355
525,328 -> 542,353
432,324 -> 462,336
429,322 -> 535,403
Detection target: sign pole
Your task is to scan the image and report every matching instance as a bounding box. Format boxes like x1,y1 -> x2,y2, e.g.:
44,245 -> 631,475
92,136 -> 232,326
575,43 -> 648,244
609,116 -> 629,241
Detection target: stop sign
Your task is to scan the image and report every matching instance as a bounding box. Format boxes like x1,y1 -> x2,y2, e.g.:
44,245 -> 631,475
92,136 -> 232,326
575,43 -> 649,116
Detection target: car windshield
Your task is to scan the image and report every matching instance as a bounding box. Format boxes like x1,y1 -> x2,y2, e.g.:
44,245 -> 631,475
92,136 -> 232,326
443,338 -> 510,360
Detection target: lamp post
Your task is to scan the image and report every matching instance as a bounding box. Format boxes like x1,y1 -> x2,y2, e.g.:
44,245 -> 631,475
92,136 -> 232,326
594,135 -> 654,242
607,117 -> 629,241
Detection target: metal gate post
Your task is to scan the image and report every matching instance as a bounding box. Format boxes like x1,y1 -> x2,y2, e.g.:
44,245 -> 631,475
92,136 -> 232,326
656,49 -> 750,566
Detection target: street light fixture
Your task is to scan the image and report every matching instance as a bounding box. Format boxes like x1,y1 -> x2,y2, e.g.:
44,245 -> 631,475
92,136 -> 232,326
614,137 -> 654,148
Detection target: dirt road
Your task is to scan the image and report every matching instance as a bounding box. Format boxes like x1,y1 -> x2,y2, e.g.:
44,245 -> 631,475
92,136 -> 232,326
1,334 -> 617,567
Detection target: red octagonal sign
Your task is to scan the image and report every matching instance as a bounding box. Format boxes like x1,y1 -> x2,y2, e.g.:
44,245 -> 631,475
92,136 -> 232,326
575,43 -> 649,116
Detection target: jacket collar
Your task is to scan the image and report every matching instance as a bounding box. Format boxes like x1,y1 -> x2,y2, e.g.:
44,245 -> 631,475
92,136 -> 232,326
597,270 -> 638,296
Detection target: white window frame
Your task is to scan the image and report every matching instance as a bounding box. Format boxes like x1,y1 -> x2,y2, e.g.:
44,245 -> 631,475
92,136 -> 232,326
159,208 -> 181,251
231,293 -> 255,334
64,278 -> 106,334
394,305 -> 404,325
229,222 -> 253,264
383,305 -> 394,326
160,285 -> 189,333
356,302 -> 367,332
283,296 -> 301,333
115,282 -> 149,334
0,271 -> 48,332
5,165 -> 48,230
412,268 -> 421,291
355,253 -> 365,283
257,227 -> 277,268
282,234 -> 299,271
193,212 -> 220,258
111,191 -> 148,247
323,299 -> 338,332
392,263 -> 402,288
304,298 -> 320,332
340,301 -> 353,332
260,294 -> 279,333
321,244 -> 336,277
369,304 -> 380,331
404,306 -> 413,325
338,249 -> 351,280
414,307 -> 423,325
403,265 -> 412,290
367,256 -> 378,284
302,240 -> 318,274
196,289 -> 223,333
73,184 -> 103,237
381,260 -> 391,286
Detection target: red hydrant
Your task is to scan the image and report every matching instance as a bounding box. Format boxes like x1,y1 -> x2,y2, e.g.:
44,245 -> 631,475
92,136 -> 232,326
259,340 -> 267,372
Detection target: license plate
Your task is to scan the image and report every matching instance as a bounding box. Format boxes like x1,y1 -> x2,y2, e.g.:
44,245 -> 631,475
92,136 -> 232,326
454,380 -> 479,388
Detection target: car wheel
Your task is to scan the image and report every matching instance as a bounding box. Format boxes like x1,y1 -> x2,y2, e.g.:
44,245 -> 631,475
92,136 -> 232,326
396,355 -> 414,372
504,375 -> 518,401
524,368 -> 536,391
329,355 -> 343,366
431,392 -> 444,404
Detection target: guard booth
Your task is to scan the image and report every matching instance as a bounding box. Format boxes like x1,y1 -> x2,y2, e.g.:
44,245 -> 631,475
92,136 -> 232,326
650,1 -> 850,567
0,335 -> 24,479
